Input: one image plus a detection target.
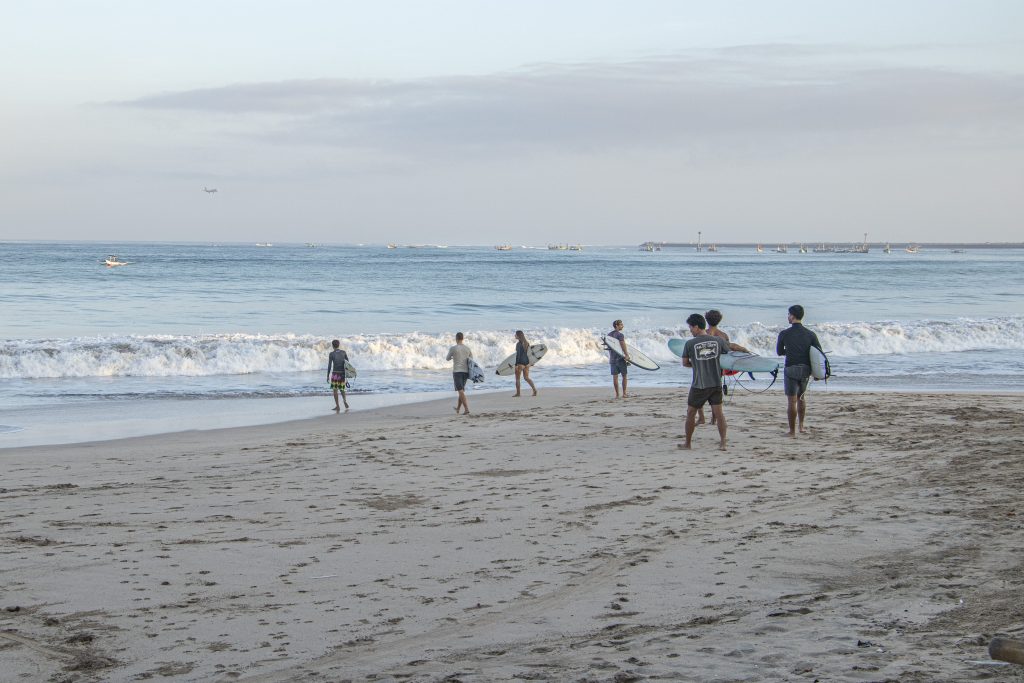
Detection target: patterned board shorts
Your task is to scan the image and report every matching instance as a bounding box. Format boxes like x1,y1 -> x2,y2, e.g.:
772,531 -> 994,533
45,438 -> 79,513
329,372 -> 347,392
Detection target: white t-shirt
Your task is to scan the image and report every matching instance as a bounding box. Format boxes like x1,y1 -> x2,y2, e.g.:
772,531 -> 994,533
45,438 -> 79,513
446,344 -> 473,373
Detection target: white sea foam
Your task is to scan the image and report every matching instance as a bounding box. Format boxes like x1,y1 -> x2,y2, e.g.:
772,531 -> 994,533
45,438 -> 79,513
1,317 -> 1021,379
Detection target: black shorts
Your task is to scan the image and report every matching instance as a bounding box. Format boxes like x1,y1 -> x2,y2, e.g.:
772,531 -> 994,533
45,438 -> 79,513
453,372 -> 469,391
610,357 -> 628,376
784,364 -> 811,397
688,386 -> 723,408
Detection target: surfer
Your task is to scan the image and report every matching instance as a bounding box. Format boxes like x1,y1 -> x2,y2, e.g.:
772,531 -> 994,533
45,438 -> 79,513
607,320 -> 630,398
512,330 -> 538,397
680,313 -> 731,451
702,310 -> 751,426
326,340 -> 350,412
446,332 -> 473,415
679,313 -> 729,448
776,305 -> 824,437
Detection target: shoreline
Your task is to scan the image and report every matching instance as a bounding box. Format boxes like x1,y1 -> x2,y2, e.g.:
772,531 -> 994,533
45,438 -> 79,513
5,381 -> 1024,450
2,388 -> 1023,681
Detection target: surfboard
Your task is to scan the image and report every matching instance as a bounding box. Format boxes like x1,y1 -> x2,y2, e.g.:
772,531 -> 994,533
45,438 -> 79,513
668,338 -> 780,373
344,360 -> 357,379
495,343 -> 548,376
809,346 -> 829,380
468,358 -> 485,383
602,335 -> 659,371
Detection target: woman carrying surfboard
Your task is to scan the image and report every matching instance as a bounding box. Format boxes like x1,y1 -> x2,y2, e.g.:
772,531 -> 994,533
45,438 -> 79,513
512,330 -> 538,397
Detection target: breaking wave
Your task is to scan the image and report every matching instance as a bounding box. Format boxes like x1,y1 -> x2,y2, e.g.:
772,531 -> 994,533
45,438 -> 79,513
2,317 -> 1021,379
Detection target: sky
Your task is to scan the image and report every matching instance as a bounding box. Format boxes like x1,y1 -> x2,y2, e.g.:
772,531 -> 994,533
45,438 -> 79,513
1,0 -> 1022,245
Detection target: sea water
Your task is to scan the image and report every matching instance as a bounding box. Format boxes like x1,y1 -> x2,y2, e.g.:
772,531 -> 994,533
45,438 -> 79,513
2,241 -> 1023,446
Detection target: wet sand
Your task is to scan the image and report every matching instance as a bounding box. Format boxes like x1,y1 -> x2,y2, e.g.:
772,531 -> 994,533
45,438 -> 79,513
2,388 -> 1023,682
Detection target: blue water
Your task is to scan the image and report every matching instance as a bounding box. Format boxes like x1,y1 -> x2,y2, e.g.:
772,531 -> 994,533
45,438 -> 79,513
2,241 -> 1023,446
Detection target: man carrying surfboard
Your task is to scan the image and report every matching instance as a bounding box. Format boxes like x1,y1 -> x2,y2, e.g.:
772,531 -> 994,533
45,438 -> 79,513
680,313 -> 731,451
326,339 -> 350,412
446,332 -> 473,415
607,320 -> 630,398
703,309 -> 751,426
776,304 -> 824,437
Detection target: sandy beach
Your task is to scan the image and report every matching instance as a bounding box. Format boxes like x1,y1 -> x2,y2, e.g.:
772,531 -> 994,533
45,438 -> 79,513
2,387 -> 1022,682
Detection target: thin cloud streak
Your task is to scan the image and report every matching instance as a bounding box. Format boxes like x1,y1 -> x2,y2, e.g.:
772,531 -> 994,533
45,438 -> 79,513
115,48 -> 1024,161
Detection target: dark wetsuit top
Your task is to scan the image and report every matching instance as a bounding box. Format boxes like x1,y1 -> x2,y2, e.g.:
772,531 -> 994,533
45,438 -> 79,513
515,341 -> 530,366
775,323 -> 822,367
327,349 -> 349,378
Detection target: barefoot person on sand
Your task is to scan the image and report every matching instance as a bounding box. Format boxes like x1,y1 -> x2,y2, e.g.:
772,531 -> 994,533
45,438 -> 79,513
326,339 -> 350,412
680,313 -> 730,451
512,330 -> 538,397
701,309 -> 751,426
446,332 -> 473,415
607,319 -> 630,398
776,304 -> 824,437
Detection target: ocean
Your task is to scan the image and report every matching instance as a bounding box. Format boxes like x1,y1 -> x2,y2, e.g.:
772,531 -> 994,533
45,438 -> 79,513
2,241 -> 1023,447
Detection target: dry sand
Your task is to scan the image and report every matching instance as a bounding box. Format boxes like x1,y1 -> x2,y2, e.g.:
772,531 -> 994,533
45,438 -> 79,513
1,387 -> 1022,682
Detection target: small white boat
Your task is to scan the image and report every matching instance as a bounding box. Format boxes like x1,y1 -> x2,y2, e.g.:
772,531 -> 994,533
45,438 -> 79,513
255,242 -> 273,247
102,255 -> 128,267
756,244 -> 764,253
905,244 -> 920,253
495,244 -> 513,251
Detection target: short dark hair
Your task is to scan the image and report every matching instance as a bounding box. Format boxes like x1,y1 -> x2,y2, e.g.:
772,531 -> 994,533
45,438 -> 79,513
705,309 -> 723,327
612,319 -> 623,327
686,313 -> 707,330
455,331 -> 464,342
788,305 -> 804,320
331,339 -> 340,348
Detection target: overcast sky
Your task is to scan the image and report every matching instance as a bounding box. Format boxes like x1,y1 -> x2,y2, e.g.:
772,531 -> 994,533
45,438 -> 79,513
2,1 -> 1022,244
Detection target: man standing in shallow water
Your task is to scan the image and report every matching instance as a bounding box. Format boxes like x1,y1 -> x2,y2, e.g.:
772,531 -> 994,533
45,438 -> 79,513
326,339 -> 350,412
776,304 -> 824,437
681,313 -> 730,451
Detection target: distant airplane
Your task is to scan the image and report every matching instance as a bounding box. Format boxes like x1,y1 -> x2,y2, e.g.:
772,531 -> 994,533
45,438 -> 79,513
203,187 -> 218,194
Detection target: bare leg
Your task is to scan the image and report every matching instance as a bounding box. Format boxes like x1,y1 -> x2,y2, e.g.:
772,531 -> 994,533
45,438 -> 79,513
697,407 -> 706,425
523,365 -> 537,396
612,374 -> 621,398
341,390 -> 349,410
786,395 -> 799,436
458,390 -> 469,415
513,365 -> 522,396
332,388 -> 341,412
798,395 -> 807,433
622,374 -> 629,398
711,403 -> 727,450
680,406 -> 698,448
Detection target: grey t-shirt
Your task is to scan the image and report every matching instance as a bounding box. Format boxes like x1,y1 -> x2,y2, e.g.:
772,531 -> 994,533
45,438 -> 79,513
682,334 -> 730,389
446,344 -> 473,373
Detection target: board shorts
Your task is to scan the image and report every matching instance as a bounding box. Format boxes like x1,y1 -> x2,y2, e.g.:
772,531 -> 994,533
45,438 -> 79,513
453,372 -> 469,391
329,372 -> 347,392
688,386 -> 723,408
784,364 -> 811,397
610,357 -> 628,376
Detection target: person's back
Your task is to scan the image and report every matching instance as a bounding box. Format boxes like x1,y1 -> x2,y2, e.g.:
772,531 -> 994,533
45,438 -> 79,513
777,323 -> 821,367
447,343 -> 472,373
683,333 -> 729,389
328,348 -> 349,374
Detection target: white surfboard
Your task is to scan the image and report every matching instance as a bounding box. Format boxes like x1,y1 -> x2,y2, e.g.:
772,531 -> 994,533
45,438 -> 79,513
496,343 -> 548,376
668,338 -> 780,374
344,360 -> 357,379
602,335 -> 659,371
809,346 -> 829,380
468,359 -> 485,383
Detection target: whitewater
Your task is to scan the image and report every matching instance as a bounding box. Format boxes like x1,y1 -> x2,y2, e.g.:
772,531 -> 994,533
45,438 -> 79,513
2,241 -> 1023,446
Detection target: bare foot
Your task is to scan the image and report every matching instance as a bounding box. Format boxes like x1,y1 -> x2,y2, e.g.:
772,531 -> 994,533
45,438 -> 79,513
512,393 -> 520,397
678,443 -> 691,450
799,427 -> 808,434
333,406 -> 340,412
785,431 -> 796,438
718,441 -> 727,451
454,405 -> 459,413
696,418 -> 706,426
532,390 -> 538,396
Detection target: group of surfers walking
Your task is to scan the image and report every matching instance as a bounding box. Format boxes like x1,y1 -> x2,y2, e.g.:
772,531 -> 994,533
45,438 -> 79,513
326,304 -> 825,450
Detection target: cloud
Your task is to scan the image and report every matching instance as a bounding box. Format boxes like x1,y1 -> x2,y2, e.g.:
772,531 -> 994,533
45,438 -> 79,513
114,45 -> 1024,162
